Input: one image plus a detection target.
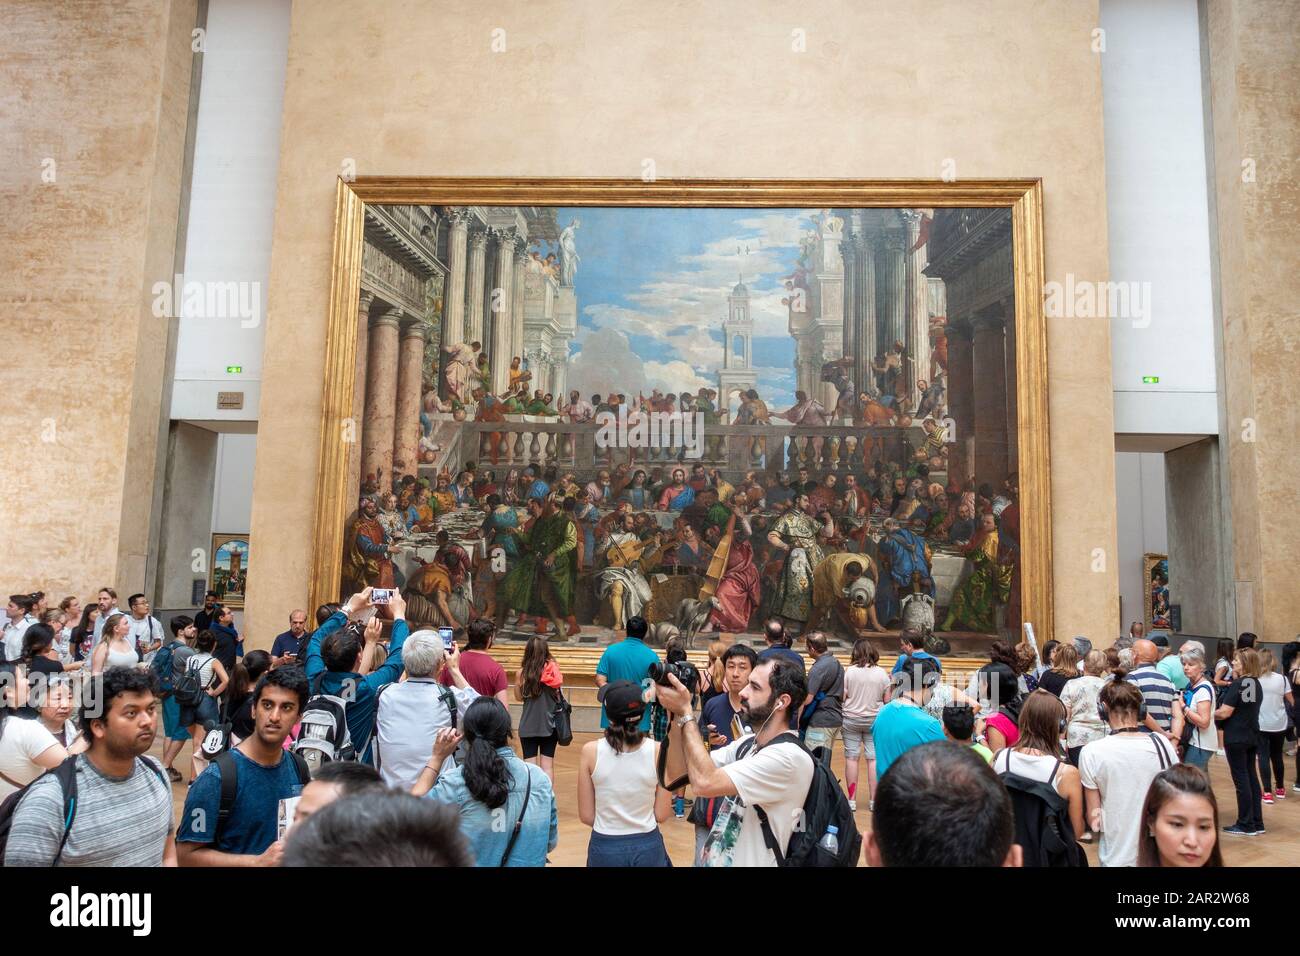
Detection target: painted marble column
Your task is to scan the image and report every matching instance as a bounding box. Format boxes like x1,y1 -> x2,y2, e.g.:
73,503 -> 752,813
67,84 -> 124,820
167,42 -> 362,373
971,311 -> 1010,488
489,228 -> 515,393
902,211 -> 931,414
466,226 -> 487,347
1001,299 -> 1019,477
443,211 -> 469,349
511,239 -> 528,388
840,231 -> 858,389
362,307 -> 402,494
345,291 -> 375,511
853,232 -> 877,402
883,231 -> 908,358
944,319 -> 975,485
394,318 -> 431,479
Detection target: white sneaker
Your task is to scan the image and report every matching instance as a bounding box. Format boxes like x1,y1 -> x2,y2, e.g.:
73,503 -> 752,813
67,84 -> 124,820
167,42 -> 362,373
1217,749 -> 1226,756
848,798 -> 857,811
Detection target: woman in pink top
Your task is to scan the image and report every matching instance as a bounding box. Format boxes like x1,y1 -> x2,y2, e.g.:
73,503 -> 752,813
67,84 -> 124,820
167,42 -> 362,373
841,640 -> 892,811
979,662 -> 1026,751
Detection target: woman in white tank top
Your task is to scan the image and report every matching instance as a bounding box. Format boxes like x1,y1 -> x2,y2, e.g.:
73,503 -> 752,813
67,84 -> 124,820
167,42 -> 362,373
90,613 -> 140,674
992,690 -> 1086,840
579,680 -> 673,866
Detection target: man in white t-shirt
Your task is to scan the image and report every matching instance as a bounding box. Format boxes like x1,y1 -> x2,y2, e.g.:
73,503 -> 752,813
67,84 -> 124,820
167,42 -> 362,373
658,656 -> 814,867
1079,679 -> 1179,867
3,594 -> 38,663
126,593 -> 163,660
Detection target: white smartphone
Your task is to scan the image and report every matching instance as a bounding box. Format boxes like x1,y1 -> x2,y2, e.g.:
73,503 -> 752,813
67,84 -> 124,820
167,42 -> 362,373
371,588 -> 393,605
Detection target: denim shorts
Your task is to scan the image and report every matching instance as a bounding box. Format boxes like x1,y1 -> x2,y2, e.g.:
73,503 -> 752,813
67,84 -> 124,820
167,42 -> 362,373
587,829 -> 672,867
178,693 -> 220,730
161,695 -> 192,741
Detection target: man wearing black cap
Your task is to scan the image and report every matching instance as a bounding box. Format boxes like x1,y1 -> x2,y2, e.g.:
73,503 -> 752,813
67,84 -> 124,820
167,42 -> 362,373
656,657 -> 812,867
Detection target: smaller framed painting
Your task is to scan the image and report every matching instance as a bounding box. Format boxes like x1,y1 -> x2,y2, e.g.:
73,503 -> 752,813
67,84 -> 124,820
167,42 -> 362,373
1143,552 -> 1170,633
211,533 -> 251,609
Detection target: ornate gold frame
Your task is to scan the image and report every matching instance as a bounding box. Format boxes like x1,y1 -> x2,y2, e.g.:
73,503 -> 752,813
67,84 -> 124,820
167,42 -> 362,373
310,178 -> 1052,645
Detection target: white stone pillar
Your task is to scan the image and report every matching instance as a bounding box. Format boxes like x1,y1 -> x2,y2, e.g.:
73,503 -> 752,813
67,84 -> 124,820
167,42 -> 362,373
362,308 -> 402,494
490,228 -> 514,393
443,211 -> 469,348
511,239 -> 528,387
466,226 -> 488,348
902,211 -> 931,413
346,291 -> 374,510
394,318 -> 431,479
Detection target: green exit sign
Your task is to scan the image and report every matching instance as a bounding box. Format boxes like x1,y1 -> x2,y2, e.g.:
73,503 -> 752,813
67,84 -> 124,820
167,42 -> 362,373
1142,376 -> 1159,384
226,366 -> 242,374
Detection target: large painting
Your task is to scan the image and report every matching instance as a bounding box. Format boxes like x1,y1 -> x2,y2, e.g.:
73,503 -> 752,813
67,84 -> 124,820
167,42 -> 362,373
313,181 -> 1050,658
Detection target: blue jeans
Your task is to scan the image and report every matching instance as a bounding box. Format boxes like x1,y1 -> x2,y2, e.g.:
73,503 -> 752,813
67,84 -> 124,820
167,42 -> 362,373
586,829 -> 672,867
1184,745 -> 1214,771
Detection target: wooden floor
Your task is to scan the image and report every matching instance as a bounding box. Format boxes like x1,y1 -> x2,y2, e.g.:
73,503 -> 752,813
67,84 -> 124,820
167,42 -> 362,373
158,733 -> 1299,866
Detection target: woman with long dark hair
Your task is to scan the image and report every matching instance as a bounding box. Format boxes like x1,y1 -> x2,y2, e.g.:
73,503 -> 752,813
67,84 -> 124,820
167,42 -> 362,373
977,661 -> 1026,751
227,649 -> 272,742
578,680 -> 672,866
70,604 -> 99,662
416,697 -> 557,867
515,636 -> 564,784
1137,765 -> 1224,867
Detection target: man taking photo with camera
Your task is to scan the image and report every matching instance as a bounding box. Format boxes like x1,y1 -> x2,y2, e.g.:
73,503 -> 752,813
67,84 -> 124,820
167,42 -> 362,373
656,656 -> 813,867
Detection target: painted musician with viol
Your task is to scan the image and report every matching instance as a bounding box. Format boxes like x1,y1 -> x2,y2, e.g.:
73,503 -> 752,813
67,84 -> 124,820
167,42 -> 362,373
594,513 -> 680,630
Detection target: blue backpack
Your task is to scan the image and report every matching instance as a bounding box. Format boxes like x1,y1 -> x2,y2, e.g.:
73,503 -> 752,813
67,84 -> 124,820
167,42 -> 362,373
150,641 -> 178,698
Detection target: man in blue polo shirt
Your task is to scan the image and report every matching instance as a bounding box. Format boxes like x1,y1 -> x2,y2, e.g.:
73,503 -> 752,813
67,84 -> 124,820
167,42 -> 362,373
271,609 -> 309,667
874,654 -> 945,778
756,619 -> 804,672
304,587 -> 411,763
595,615 -> 658,732
890,627 -> 942,675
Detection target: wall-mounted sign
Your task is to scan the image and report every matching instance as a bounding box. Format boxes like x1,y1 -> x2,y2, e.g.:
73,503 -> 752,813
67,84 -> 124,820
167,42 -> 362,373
217,391 -> 245,410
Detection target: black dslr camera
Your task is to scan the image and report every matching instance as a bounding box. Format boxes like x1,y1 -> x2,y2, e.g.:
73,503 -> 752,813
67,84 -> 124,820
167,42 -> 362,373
648,658 -> 700,691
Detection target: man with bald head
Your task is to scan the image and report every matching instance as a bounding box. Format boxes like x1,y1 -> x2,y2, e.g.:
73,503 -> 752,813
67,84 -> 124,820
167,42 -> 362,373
271,609 -> 310,667
1127,638 -> 1177,740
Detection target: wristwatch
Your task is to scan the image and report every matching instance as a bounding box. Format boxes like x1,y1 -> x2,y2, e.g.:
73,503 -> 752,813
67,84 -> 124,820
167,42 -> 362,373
675,713 -> 697,728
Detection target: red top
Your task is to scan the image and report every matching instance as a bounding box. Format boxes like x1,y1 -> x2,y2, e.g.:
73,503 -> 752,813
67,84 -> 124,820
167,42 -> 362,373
440,649 -> 508,697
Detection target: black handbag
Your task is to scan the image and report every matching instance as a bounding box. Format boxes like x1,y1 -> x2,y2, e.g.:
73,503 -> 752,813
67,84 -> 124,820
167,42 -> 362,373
550,686 -> 573,747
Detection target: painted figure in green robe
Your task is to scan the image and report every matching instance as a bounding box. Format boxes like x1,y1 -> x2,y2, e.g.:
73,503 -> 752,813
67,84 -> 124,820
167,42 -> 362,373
497,496 -> 581,638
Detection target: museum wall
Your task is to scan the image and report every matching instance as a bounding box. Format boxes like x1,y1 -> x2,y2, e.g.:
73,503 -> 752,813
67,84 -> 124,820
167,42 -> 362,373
1205,0 -> 1300,643
246,0 -> 1120,644
0,0 -> 198,599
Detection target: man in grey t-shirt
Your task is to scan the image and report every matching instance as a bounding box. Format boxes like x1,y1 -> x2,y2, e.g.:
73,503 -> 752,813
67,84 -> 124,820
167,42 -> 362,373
803,631 -> 845,755
4,667 -> 174,867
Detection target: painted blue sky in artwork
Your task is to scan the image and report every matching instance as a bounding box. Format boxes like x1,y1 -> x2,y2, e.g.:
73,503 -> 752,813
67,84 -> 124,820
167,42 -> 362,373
544,206 -> 819,410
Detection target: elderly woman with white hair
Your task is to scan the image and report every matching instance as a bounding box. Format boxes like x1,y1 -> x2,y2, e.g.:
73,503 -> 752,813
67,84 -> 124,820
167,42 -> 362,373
1172,642 -> 1218,771
372,629 -> 480,791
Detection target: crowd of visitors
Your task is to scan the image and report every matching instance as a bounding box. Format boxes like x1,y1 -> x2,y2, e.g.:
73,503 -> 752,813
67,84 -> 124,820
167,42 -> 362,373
1,580 -> 1296,868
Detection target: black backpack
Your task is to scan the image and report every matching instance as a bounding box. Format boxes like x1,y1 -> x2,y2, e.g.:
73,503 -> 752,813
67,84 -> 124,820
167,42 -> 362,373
995,750 -> 1088,868
738,732 -> 862,867
0,755 -> 166,864
172,654 -> 208,708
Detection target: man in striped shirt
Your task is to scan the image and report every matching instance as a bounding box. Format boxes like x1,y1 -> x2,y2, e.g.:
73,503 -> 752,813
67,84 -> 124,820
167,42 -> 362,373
1128,639 -> 1177,740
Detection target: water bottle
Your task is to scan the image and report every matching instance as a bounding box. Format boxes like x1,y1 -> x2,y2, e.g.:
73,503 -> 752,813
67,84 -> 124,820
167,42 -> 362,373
818,825 -> 840,856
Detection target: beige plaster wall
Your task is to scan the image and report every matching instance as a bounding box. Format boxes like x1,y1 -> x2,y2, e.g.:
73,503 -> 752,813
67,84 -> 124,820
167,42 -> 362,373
1206,0 -> 1300,643
0,1 -> 197,599
248,0 -> 1119,646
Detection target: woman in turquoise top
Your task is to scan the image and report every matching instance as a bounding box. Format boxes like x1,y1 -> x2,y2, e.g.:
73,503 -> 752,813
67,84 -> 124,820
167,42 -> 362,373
415,698 -> 558,867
